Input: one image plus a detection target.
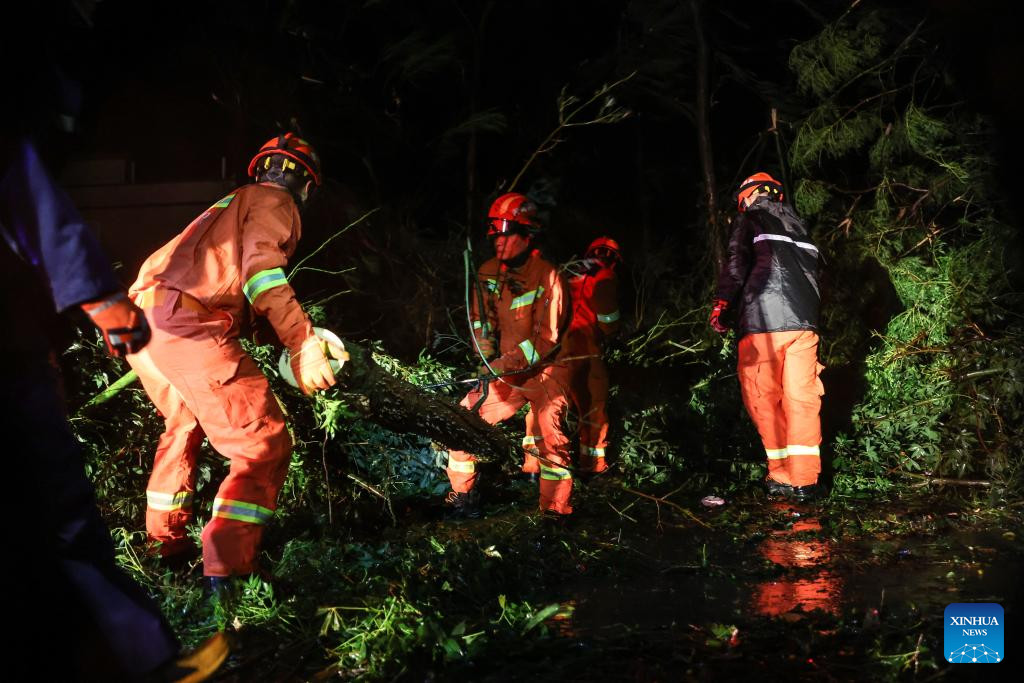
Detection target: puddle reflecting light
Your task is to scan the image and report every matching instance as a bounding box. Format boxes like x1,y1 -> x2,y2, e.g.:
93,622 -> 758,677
753,514 -> 841,617
545,600 -> 578,638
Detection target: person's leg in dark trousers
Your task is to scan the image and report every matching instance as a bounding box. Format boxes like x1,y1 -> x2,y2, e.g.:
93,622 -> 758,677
6,355 -> 179,679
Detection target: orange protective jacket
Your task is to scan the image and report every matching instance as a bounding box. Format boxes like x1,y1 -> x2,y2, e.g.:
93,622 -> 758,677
564,265 -> 619,354
472,249 -> 568,373
129,183 -> 312,350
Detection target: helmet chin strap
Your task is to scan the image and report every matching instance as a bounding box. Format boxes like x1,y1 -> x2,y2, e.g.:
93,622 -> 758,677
258,166 -> 309,207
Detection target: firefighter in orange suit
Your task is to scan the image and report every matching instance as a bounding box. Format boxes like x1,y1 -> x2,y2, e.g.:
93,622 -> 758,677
522,236 -> 622,475
565,236 -> 622,472
710,172 -> 824,502
126,134 -> 341,581
445,192 -> 574,518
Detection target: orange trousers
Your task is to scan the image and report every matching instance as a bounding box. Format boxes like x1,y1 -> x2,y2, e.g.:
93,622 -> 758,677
520,411 -> 542,475
448,367 -> 573,515
522,351 -> 609,474
127,289 -> 292,576
737,330 -> 824,488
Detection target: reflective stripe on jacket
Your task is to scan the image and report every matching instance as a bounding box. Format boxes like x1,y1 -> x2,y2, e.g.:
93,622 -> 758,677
715,198 -> 819,337
472,250 -> 568,373
567,264 -> 619,343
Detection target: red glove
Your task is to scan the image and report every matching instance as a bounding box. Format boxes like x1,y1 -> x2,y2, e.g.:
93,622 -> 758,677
81,292 -> 152,357
709,299 -> 730,335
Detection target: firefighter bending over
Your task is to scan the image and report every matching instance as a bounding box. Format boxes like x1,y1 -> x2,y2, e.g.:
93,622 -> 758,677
126,133 -> 344,586
445,192 -> 574,519
523,236 -> 622,476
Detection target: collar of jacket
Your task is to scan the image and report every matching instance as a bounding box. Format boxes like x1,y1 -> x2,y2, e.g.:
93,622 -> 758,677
499,247 -> 539,272
753,199 -> 803,224
256,180 -> 304,210
746,195 -> 781,213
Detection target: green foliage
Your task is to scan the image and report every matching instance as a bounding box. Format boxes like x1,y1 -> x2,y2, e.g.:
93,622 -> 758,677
371,345 -> 457,390
903,103 -> 953,162
793,178 -> 832,217
791,106 -> 880,174
220,576 -> 299,634
607,298 -> 763,488
616,403 -> 676,486
789,11 -> 886,99
320,597 -> 438,670
788,6 -> 1024,492
66,331 -> 168,526
330,345 -> 453,499
271,531 -> 578,679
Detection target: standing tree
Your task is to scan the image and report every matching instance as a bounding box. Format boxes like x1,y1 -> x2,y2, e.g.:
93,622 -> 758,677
787,5 -> 1023,491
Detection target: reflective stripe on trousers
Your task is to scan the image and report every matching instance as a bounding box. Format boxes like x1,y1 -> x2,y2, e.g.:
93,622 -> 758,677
737,331 -> 823,487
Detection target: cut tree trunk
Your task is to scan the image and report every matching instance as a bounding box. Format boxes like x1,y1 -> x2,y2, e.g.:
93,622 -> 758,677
80,339 -> 518,463
333,340 -> 517,462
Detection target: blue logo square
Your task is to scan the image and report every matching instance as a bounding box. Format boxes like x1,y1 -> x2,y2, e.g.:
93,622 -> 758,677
945,603 -> 1004,663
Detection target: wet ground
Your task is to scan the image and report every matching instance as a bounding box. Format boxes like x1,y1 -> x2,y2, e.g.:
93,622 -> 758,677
427,481 -> 1023,681
214,479 -> 1023,681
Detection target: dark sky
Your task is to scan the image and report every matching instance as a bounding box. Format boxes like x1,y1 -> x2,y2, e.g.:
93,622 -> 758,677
66,0 -> 822,230
12,0 -> 1023,244
5,0 -> 1020,356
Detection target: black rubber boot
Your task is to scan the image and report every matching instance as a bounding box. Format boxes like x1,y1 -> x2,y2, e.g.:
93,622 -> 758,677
790,483 -> 824,503
764,478 -> 794,498
443,490 -> 482,520
204,575 -> 234,601
158,546 -> 201,573
538,509 -> 574,532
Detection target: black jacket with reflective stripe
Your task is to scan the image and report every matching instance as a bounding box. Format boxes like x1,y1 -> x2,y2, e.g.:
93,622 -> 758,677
715,198 -> 819,337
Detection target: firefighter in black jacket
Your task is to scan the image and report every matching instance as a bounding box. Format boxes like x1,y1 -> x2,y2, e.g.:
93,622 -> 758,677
710,172 -> 824,501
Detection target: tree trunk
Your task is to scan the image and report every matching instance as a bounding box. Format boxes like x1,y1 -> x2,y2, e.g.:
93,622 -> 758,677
331,340 -> 517,462
80,340 -> 518,463
770,107 -> 792,195
465,2 -> 495,228
691,0 -> 722,272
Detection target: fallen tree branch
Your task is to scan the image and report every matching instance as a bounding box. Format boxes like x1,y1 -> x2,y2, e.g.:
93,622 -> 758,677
897,471 -> 992,487
607,501 -> 639,524
77,338 -> 519,464
622,486 -> 712,529
318,339 -> 518,462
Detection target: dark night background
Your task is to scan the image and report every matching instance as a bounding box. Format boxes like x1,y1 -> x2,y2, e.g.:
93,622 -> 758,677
6,2 -> 1024,679
10,0 -> 1024,483
10,0 -> 1023,358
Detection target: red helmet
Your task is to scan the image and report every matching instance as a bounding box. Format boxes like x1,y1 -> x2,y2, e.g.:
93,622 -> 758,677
486,192 -> 540,236
585,236 -> 622,264
248,132 -> 322,186
736,172 -> 783,212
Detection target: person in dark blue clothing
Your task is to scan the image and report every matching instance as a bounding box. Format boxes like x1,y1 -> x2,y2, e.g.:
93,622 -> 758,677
1,1 -> 222,677
1,137 -> 228,680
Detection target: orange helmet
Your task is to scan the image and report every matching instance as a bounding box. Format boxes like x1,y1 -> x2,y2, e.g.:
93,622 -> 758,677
486,192 -> 540,236
248,132 -> 322,186
736,172 -> 783,212
585,236 -> 622,265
